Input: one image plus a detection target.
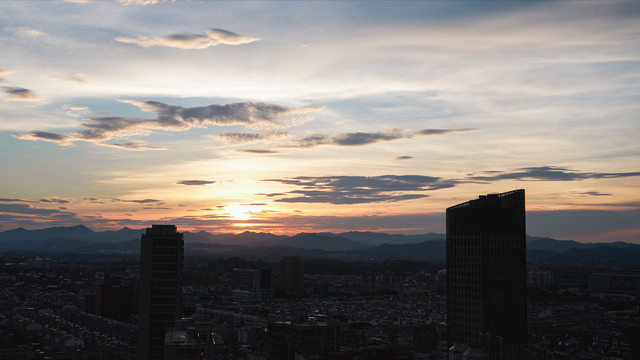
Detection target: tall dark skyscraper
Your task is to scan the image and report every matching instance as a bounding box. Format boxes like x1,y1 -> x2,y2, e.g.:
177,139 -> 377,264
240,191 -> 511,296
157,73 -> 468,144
137,225 -> 184,360
279,256 -> 304,297
446,190 -> 527,359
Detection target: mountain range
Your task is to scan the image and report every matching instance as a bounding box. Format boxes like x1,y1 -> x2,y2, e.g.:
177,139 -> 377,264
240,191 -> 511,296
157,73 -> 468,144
0,225 -> 638,265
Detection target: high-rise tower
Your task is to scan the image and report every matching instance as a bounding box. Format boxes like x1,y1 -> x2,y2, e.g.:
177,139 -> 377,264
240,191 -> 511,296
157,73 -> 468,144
279,256 -> 304,297
137,225 -> 184,360
446,190 -> 527,359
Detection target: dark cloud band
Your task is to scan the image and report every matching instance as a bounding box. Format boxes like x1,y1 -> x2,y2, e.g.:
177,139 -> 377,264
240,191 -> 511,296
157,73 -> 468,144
469,166 -> 640,182
283,128 -> 475,148
176,180 -> 216,186
262,175 -> 456,204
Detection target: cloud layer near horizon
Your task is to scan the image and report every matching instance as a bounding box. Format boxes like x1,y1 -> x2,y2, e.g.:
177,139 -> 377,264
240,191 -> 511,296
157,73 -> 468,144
262,175 -> 457,204
469,166 -> 640,182
261,167 -> 640,204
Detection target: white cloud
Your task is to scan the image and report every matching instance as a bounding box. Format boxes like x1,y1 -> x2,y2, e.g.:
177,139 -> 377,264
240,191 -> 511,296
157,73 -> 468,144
52,73 -> 87,84
116,0 -> 169,5
18,27 -> 46,36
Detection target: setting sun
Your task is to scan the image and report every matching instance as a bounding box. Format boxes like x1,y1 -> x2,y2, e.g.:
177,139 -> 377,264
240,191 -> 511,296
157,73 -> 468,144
225,204 -> 255,221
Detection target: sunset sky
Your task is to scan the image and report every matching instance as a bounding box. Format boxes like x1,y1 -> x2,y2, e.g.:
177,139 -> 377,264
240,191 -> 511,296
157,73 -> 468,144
1,1 -> 639,243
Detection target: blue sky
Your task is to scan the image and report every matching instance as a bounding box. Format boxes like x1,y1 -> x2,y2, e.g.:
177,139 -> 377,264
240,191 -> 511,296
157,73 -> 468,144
1,0 -> 639,242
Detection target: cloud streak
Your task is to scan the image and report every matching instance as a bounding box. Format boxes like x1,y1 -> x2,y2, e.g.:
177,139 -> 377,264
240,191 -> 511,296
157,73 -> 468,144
469,166 -> 640,182
262,175 -> 456,204
212,131 -> 290,145
3,87 -> 39,101
260,165 -> 640,205
283,128 -> 475,148
236,149 -> 279,154
18,27 -> 46,36
98,142 -> 165,151
0,198 -> 36,203
110,198 -> 162,204
39,197 -> 73,204
13,100 -> 319,150
0,203 -> 74,216
176,180 -> 216,186
116,0 -> 171,6
52,73 -> 87,84
115,28 -> 259,49
13,131 -> 73,146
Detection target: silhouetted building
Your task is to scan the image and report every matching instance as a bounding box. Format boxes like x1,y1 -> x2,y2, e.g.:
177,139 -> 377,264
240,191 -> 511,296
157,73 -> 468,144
589,270 -> 640,299
279,256 -> 304,297
232,267 -> 263,289
231,267 -> 273,301
138,225 -> 184,360
261,268 -> 272,289
446,190 -> 527,360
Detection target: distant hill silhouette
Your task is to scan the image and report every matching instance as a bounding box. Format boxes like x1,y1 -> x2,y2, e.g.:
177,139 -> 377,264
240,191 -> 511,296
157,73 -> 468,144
0,225 -> 637,265
525,235 -> 631,253
325,231 -> 445,245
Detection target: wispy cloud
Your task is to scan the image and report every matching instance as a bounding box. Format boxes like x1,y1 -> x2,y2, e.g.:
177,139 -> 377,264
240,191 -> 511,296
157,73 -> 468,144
39,197 -> 73,204
469,166 -> 640,182
60,104 -> 90,114
13,100 -> 320,150
236,149 -> 279,154
3,87 -> 39,101
116,0 -> 169,5
52,73 -> 87,84
110,198 -> 161,204
0,203 -> 73,216
115,28 -> 259,49
212,131 -> 290,145
260,165 -> 640,205
176,180 -> 216,186
262,175 -> 456,204
396,156 -> 413,160
18,27 -> 46,36
0,198 -> 36,203
82,198 -> 105,204
98,142 -> 165,151
283,128 -> 475,148
1,197 -> 73,204
578,191 -> 612,197
13,131 -> 73,146
0,69 -> 8,81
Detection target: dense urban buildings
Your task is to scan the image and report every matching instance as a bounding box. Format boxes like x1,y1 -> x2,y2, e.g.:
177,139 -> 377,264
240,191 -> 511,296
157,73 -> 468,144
1,220 -> 640,359
231,267 -> 273,301
446,190 -> 527,359
137,225 -> 184,360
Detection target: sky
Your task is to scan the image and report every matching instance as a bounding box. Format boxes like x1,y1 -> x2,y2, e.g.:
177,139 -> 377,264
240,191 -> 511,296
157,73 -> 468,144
0,0 -> 639,243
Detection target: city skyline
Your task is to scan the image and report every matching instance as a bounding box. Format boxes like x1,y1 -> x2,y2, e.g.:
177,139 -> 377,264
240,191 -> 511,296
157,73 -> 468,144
1,1 -> 639,243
